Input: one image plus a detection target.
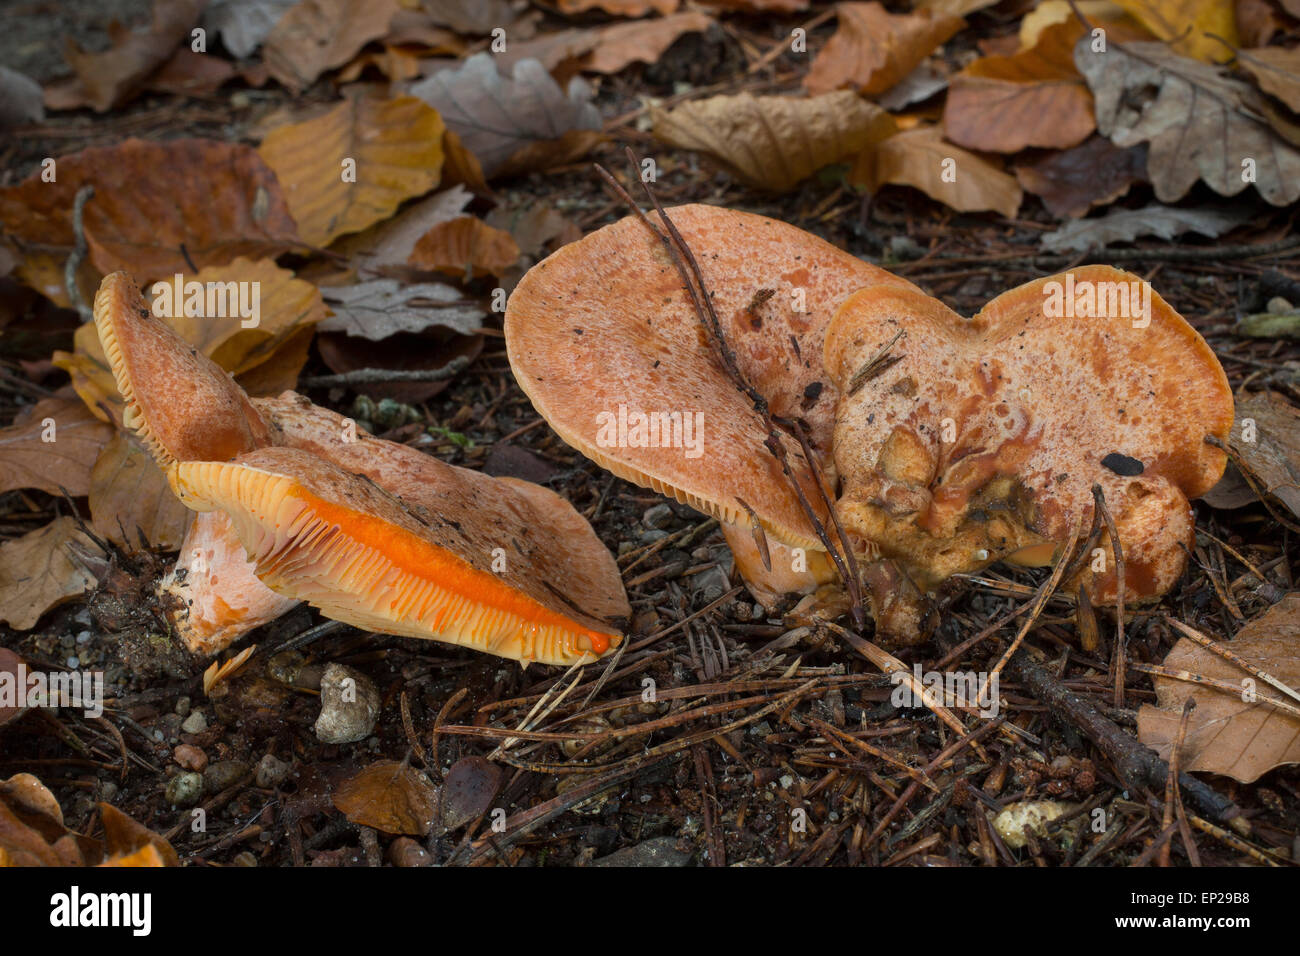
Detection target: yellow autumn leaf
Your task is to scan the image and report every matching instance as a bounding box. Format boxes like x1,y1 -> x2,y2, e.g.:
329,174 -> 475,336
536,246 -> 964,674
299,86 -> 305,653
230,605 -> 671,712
1109,0 -> 1237,62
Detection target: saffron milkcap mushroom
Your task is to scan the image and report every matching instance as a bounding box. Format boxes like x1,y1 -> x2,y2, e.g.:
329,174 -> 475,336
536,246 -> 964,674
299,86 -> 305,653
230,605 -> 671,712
94,272 -> 629,666
505,203 -> 919,607
823,264 -> 1235,617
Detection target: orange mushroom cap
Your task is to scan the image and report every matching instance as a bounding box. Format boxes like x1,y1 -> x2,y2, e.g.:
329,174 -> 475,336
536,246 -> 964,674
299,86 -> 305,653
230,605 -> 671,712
824,265 -> 1234,607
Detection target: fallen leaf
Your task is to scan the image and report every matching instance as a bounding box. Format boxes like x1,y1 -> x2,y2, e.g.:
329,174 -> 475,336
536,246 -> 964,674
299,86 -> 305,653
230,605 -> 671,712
333,761 -> 437,835
1078,40 -> 1300,206
89,433 -> 191,550
851,124 -> 1022,218
258,95 -> 445,248
99,802 -> 179,866
145,49 -> 240,97
877,63 -> 949,110
1014,136 -> 1146,218
1235,0 -> 1287,48
58,0 -> 205,111
99,845 -> 167,867
440,756 -> 501,830
1237,47 -> 1300,113
202,645 -> 257,695
263,0 -> 401,90
315,325 -> 483,402
1018,0 -> 1131,47
1201,391 -> 1300,519
485,202 -> 575,258
440,128 -> 491,194
331,185 -> 474,274
0,65 -> 44,127
409,54 -> 602,177
944,21 -> 1095,152
1109,0 -> 1238,63
0,397 -> 114,497
1139,594 -> 1300,783
420,0 -> 526,34
652,90 -> 897,192
583,12 -> 715,74
0,139 -> 299,288
407,216 -> 520,278
558,0 -> 678,13
204,0 -> 298,58
702,0 -> 809,11
495,28 -> 599,74
806,2 -> 964,97
337,45 -> 424,82
0,517 -> 106,630
1039,203 -> 1251,253
914,0 -> 998,15
319,279 -> 484,338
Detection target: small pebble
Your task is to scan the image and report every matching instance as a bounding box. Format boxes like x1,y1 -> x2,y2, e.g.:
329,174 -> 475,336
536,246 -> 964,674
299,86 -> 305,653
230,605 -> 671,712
255,753 -> 291,788
203,759 -> 249,793
314,663 -> 380,744
174,744 -> 208,772
75,631 -> 93,645
174,696 -> 191,718
642,503 -> 674,529
65,656 -> 79,669
639,529 -> 669,545
180,710 -> 207,734
165,772 -> 203,807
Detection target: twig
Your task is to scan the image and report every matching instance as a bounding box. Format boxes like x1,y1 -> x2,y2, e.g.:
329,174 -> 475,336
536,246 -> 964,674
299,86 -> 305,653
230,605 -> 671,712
1166,617 -> 1300,707
1092,485 -> 1126,708
65,185 -> 95,319
297,357 -> 471,389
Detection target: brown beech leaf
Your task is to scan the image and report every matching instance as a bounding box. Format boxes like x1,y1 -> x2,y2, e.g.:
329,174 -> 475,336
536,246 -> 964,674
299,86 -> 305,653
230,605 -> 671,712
702,0 -> 809,12
90,433 -> 191,550
441,756 -> 502,830
913,0 -> 998,14
0,397 -> 113,497
145,49 -> 240,97
0,139 -> 299,288
806,2 -> 964,97
944,21 -> 1095,152
0,517 -> 106,630
332,760 -> 437,836
1139,594 -> 1300,783
409,54 -> 602,177
332,185 -> 473,274
1018,0 -> 1145,48
1109,0 -> 1237,63
319,279 -> 485,338
558,0 -> 678,14
420,0 -> 526,35
258,95 -> 445,248
99,802 -> 178,866
337,45 -> 424,83
57,0 -> 206,111
1202,391 -> 1300,519
1078,40 -> 1300,206
407,216 -> 520,278
263,0 -> 401,91
1014,136 -> 1146,218
583,12 -> 714,73
1237,47 -> 1300,113
851,124 -> 1022,217
652,90 -> 897,192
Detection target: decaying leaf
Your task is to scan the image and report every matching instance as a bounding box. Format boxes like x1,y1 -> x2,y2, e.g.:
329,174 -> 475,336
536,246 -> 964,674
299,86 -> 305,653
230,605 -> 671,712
319,279 -> 485,338
1237,47 -> 1300,113
99,802 -> 179,866
1201,391 -> 1300,519
851,124 -> 1022,218
204,0 -> 299,58
0,517 -> 106,630
332,760 -> 437,836
652,90 -> 897,192
1108,0 -> 1238,63
409,54 -> 602,177
1139,594 -> 1300,783
440,756 -> 502,830
0,139 -> 299,288
806,1 -> 963,97
331,186 -> 474,275
258,95 -> 445,248
89,432 -> 191,550
0,397 -> 114,497
1077,40 -> 1300,206
263,0 -> 401,91
944,21 -> 1095,152
1013,136 -> 1146,218
582,12 -> 714,74
1039,203 -> 1252,253
407,216 -> 520,278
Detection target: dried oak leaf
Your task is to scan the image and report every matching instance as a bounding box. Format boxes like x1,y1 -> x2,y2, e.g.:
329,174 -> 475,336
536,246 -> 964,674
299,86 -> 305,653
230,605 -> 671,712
332,761 -> 437,836
1077,40 -> 1300,206
319,278 -> 485,338
582,11 -> 715,74
1202,391 -> 1300,519
407,216 -> 520,278
90,432 -> 191,551
263,0 -> 401,91
1237,47 -> 1300,113
54,0 -> 206,112
851,124 -> 1022,218
0,517 -> 106,630
1014,135 -> 1146,218
944,21 -> 1096,152
0,397 -> 113,497
652,90 -> 897,192
409,54 -> 602,178
258,95 -> 445,248
1039,203 -> 1252,253
1109,0 -> 1238,63
1138,594 -> 1300,783
806,2 -> 964,97
0,139 -> 299,288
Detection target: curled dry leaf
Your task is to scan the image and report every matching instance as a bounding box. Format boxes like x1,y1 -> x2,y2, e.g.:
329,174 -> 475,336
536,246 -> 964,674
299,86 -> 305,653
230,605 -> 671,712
1039,203 -> 1252,253
1201,391 -> 1300,519
55,0 -> 206,112
1013,136 -> 1146,218
851,124 -> 1022,218
1077,40 -> 1300,206
944,21 -> 1095,152
1018,0 -> 1141,48
1138,594 -> 1300,783
409,54 -> 601,177
258,95 -> 445,248
332,760 -> 437,836
0,139 -> 299,289
99,802 -> 178,866
0,397 -> 113,497
1237,47 -> 1300,113
407,216 -> 520,278
806,1 -> 964,97
263,0 -> 401,91
204,0 -> 299,58
652,90 -> 897,192
89,432 -> 191,550
331,185 -> 474,275
202,645 -> 257,695
1108,0 -> 1237,63
0,517 -> 106,630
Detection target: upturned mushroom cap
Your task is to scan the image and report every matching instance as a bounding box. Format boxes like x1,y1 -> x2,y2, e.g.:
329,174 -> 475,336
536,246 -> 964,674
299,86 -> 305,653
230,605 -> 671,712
505,203 -> 920,554
824,265 -> 1234,605
172,447 -> 626,665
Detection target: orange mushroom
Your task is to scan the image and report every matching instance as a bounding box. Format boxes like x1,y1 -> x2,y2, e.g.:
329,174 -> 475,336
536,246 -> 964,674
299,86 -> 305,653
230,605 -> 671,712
94,272 -> 628,666
824,265 -> 1235,616
505,203 -> 919,609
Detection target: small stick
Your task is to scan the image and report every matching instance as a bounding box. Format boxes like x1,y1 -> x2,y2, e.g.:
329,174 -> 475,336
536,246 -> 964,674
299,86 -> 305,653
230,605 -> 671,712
298,358 -> 470,389
1092,485 -> 1127,708
1166,617 -> 1300,707
1128,661 -> 1300,720
66,184 -> 95,319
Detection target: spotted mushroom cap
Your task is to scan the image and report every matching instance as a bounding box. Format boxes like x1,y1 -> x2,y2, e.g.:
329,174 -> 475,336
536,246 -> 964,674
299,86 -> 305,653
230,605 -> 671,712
505,203 -> 920,551
824,265 -> 1235,602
